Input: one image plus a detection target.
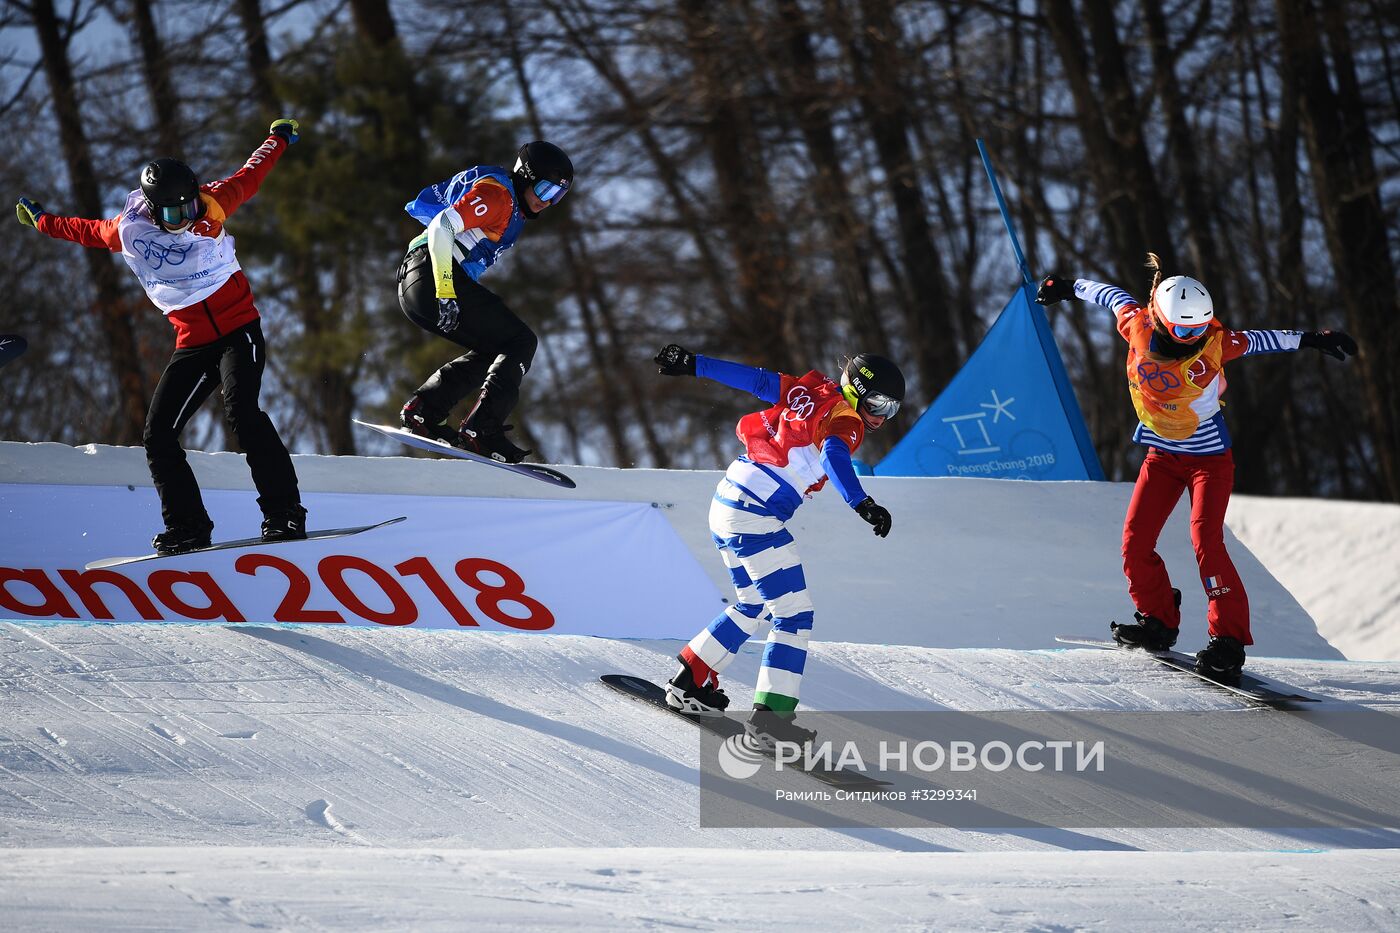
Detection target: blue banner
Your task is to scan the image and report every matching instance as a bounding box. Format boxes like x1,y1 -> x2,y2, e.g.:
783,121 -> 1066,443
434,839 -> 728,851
876,284 -> 1104,481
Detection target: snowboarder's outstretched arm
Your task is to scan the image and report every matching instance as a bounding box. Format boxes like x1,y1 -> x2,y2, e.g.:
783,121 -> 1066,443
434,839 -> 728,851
1036,275 -> 1144,342
16,197 -> 122,250
1218,328 -> 1357,362
202,119 -> 299,219
1036,273 -> 1357,363
653,344 -> 781,403
1037,274 -> 1137,313
13,118 -> 299,250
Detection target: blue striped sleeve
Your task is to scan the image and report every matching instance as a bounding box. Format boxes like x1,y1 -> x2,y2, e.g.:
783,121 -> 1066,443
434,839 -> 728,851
1240,330 -> 1303,356
1074,279 -> 1140,313
820,434 -> 868,508
695,355 -> 781,403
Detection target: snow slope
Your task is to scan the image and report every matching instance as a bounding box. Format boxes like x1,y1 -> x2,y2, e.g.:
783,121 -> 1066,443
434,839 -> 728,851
7,848 -> 1400,932
4,441 -> 1399,929
1227,494 -> 1400,661
7,622 -> 1400,851
2,623 -> 1399,929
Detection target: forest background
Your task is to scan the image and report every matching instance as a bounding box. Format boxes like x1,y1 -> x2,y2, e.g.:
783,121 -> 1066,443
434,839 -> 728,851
1,0 -> 1396,501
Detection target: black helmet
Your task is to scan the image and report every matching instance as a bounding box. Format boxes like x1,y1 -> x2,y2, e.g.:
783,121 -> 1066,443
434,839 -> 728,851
841,353 -> 905,418
140,158 -> 203,227
511,141 -> 573,217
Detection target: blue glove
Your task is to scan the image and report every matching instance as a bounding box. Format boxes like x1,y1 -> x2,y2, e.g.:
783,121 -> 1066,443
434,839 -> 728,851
269,118 -> 300,144
15,197 -> 46,228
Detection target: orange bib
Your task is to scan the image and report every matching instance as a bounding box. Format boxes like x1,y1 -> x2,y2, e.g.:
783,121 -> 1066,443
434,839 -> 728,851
1124,322 -> 1226,440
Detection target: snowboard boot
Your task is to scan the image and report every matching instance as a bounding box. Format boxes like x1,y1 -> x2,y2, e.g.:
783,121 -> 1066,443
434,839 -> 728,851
665,659 -> 730,716
400,396 -> 459,445
152,521 -> 213,556
261,505 -> 308,543
459,421 -> 532,464
1110,611 -> 1179,651
1195,636 -> 1246,686
746,705 -> 817,751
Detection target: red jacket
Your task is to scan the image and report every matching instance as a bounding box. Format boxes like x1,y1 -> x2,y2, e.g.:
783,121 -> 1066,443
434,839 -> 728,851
38,134 -> 288,348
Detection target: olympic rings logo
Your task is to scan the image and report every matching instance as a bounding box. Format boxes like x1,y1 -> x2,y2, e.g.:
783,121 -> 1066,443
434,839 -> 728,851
1136,362 -> 1181,393
784,387 -> 816,421
133,236 -> 193,270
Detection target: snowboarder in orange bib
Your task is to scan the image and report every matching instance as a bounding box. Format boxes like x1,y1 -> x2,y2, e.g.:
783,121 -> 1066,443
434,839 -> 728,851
1037,254 -> 1357,683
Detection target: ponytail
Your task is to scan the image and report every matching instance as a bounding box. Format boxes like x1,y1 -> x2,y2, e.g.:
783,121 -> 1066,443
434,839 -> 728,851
1144,252 -> 1163,302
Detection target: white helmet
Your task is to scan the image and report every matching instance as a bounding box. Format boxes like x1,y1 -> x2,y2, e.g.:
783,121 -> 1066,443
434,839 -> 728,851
1152,275 -> 1214,333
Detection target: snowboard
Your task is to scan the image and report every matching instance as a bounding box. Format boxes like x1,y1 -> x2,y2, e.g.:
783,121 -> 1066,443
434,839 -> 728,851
353,420 -> 576,489
1055,636 -> 1321,707
600,674 -> 891,789
85,516 -> 408,570
0,334 -> 27,369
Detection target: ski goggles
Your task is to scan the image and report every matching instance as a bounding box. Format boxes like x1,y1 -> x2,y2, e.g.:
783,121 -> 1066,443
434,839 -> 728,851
152,199 -> 201,226
531,178 -> 569,204
862,392 -> 901,418
1168,322 -> 1209,341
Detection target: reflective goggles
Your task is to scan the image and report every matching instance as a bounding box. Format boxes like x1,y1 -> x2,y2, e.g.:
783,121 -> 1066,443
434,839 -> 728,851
1169,322 -> 1209,341
155,200 -> 201,226
532,178 -> 569,204
862,392 -> 901,418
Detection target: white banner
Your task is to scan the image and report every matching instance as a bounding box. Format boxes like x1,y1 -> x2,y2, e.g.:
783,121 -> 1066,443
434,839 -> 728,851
0,484 -> 724,637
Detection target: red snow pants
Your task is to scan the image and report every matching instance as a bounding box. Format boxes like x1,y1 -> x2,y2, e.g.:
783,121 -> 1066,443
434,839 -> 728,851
1121,448 -> 1251,645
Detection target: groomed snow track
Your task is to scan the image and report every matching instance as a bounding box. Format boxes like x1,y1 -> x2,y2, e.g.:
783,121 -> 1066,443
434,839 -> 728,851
3,623 -> 1400,929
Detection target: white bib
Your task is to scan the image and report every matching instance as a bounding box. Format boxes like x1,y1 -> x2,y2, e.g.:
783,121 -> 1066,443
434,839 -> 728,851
116,190 -> 243,313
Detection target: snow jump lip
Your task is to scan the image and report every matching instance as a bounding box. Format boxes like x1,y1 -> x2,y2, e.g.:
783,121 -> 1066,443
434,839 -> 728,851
0,439 -> 1343,659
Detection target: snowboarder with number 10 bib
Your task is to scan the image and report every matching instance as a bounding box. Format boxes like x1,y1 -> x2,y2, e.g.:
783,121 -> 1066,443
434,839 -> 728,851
396,141 -> 573,464
654,344 -> 903,748
1037,254 -> 1356,684
16,120 -> 308,555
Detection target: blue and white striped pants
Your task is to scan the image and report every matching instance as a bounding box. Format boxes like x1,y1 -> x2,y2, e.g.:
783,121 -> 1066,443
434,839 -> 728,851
682,481 -> 815,712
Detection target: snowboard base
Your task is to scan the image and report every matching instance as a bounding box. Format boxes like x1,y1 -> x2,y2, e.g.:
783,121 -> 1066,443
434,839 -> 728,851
600,674 -> 891,789
354,420 -> 576,489
85,516 -> 407,570
1055,635 -> 1320,707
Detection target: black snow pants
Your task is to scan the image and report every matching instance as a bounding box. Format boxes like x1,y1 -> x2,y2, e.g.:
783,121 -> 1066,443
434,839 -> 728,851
396,245 -> 538,430
143,319 -> 301,532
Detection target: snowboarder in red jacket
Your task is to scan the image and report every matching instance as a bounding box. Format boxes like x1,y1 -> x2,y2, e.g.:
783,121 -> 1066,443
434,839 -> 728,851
17,120 -> 308,555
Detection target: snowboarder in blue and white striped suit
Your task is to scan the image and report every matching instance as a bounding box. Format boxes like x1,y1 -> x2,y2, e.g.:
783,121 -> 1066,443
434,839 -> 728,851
654,344 -> 904,747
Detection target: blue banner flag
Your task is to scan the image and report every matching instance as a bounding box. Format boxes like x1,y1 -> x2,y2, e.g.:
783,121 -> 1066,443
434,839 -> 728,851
876,284 -> 1104,481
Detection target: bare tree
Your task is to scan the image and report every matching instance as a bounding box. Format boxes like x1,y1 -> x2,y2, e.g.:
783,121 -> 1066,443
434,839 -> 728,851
21,0 -> 148,443
1276,0 -> 1400,501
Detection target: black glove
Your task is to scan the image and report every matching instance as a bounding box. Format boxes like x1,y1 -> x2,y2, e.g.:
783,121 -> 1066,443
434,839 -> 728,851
654,343 -> 696,376
1298,330 -> 1357,361
1036,274 -> 1076,305
855,496 -> 891,538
